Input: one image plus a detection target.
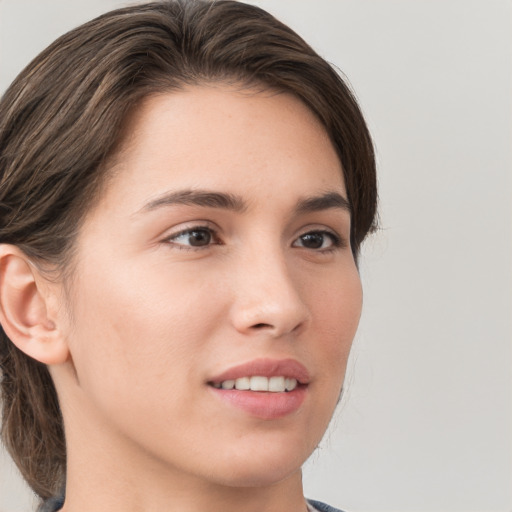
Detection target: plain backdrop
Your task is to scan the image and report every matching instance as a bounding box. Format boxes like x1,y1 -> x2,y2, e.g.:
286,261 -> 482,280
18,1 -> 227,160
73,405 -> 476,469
1,1 -> 511,511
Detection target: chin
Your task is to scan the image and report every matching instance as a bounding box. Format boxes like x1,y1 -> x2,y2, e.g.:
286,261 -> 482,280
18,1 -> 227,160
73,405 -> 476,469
197,441 -> 309,488
211,462 -> 302,489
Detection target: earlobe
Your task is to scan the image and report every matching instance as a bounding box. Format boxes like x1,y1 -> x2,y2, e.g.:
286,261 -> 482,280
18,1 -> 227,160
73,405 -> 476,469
0,245 -> 69,365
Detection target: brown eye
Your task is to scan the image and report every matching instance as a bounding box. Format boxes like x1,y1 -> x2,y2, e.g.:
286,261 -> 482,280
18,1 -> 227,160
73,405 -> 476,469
299,233 -> 324,249
167,227 -> 215,248
186,229 -> 212,246
293,231 -> 340,250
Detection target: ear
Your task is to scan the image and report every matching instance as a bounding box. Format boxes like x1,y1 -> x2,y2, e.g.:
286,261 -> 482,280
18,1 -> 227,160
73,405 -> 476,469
0,244 -> 69,365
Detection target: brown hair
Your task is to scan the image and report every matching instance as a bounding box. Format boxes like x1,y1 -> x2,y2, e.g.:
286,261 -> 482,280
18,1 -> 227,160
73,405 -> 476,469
0,0 -> 377,501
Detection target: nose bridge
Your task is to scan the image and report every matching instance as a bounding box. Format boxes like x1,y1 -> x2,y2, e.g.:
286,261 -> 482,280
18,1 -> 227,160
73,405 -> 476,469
230,242 -> 310,337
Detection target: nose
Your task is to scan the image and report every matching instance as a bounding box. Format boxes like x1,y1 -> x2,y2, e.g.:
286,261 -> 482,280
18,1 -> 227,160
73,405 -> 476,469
229,250 -> 310,338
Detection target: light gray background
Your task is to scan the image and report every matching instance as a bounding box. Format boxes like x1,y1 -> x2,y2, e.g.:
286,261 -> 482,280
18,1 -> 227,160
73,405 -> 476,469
1,1 -> 511,511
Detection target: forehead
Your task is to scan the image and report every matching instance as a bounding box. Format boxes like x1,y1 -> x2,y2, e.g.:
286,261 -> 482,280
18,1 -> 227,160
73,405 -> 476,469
94,85 -> 346,216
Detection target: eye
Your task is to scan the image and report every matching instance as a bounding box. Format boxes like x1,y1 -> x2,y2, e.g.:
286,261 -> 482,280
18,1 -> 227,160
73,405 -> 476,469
164,226 -> 218,249
293,230 -> 342,251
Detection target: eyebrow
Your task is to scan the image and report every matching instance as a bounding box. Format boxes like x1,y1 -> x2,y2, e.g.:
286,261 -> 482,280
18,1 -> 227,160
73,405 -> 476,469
295,191 -> 351,214
141,189 -> 247,213
139,189 -> 350,215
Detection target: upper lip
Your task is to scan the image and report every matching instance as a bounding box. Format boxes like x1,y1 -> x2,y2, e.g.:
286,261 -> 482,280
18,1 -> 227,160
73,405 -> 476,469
209,358 -> 310,385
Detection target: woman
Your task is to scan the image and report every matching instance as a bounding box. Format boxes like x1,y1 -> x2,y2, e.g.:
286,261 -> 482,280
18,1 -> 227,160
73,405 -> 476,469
0,1 -> 377,511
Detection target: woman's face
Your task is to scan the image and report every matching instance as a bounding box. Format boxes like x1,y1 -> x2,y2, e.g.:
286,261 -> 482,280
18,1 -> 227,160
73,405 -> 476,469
57,85 -> 363,488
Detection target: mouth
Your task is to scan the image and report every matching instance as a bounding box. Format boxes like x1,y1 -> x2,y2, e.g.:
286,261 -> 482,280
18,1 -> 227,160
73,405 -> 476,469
209,375 -> 300,392
207,358 -> 309,419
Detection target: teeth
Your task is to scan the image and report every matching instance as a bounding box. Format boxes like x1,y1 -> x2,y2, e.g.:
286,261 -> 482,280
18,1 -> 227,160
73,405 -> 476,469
250,376 -> 268,391
268,376 -> 285,392
235,377 -> 250,390
213,376 -> 299,392
285,378 -> 297,391
221,379 -> 235,390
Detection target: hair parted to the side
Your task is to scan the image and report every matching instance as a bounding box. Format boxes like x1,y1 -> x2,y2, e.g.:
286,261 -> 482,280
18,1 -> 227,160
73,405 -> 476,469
0,0 -> 377,501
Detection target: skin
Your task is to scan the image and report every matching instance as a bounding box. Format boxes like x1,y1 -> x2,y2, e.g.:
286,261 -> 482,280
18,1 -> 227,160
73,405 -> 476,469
1,85 -> 363,512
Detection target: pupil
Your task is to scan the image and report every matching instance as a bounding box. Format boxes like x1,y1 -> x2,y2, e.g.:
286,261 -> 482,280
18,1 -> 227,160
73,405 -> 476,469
302,233 -> 323,249
190,230 -> 211,246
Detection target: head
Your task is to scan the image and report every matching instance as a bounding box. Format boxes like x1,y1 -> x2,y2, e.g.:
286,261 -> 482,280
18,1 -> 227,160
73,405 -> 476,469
0,0 -> 377,502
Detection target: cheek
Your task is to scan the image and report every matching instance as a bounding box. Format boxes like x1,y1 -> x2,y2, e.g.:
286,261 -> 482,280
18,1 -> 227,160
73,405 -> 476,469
297,266 -> 362,444
307,266 -> 362,373
65,258 -> 224,401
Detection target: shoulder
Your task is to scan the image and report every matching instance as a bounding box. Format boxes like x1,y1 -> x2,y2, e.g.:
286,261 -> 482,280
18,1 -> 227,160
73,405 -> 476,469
308,498 -> 347,512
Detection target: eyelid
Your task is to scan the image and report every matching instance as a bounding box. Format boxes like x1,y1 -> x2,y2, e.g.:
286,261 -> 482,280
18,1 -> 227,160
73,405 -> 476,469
293,230 -> 342,251
161,221 -> 221,249
294,224 -> 347,247
159,221 -> 347,252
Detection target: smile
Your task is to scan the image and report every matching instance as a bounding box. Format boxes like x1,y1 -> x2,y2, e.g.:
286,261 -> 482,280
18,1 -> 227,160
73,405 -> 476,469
210,376 -> 298,392
207,358 -> 309,419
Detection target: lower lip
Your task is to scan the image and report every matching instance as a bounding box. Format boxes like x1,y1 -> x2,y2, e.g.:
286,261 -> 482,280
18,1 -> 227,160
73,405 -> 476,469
209,386 -> 307,420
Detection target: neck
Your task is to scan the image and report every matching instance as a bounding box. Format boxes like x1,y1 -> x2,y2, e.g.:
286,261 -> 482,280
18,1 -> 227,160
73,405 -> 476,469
62,454 -> 307,512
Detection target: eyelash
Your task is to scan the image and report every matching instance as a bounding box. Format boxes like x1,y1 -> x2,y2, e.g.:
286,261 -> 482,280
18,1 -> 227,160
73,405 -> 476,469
292,230 -> 344,252
162,225 -> 345,253
162,225 -> 220,251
